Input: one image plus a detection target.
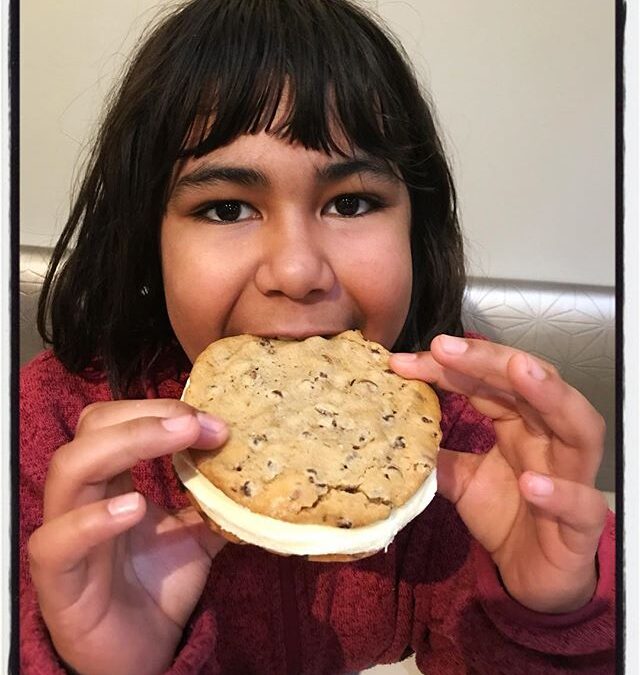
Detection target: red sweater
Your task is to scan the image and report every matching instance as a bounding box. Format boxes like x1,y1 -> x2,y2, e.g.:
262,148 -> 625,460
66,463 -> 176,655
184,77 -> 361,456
19,350 -> 616,674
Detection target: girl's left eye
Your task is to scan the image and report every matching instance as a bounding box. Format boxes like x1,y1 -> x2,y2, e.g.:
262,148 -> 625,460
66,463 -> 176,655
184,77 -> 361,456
325,194 -> 381,217
198,201 -> 258,223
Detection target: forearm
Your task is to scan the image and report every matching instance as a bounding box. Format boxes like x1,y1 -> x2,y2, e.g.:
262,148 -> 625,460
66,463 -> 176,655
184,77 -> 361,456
409,503 -> 615,673
20,579 -> 222,675
472,511 -> 616,660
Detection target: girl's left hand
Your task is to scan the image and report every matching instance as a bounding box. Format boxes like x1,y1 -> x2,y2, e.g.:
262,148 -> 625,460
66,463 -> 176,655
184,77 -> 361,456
390,335 -> 610,614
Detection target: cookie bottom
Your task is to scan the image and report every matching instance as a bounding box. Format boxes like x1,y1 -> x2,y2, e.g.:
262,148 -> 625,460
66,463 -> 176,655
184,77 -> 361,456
186,491 -> 379,563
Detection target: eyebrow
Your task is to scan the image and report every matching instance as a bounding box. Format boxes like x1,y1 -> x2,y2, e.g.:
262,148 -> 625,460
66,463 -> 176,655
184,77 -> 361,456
171,156 -> 399,199
316,157 -> 398,183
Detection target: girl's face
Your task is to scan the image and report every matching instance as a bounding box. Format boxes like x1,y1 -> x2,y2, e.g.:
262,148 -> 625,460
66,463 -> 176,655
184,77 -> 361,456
161,132 -> 412,362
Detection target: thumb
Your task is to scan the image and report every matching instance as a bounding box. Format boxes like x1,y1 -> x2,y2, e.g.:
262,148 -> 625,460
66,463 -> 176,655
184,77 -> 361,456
518,472 -> 609,555
436,448 -> 484,503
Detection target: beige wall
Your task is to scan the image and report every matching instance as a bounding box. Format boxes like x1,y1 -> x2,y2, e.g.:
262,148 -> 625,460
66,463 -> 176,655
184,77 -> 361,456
20,0 -> 615,287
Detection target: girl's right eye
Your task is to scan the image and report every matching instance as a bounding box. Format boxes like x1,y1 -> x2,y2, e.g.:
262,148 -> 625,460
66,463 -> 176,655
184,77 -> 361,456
195,201 -> 259,223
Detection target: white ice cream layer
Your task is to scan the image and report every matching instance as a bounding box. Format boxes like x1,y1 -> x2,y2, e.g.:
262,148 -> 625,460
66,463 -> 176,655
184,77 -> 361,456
172,450 -> 438,556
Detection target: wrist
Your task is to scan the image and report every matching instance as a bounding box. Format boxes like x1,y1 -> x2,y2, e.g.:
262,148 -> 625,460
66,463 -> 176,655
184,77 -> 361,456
498,560 -> 598,614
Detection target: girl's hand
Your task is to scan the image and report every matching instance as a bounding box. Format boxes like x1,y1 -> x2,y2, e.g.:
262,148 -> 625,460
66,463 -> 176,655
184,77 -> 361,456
390,335 -> 609,614
27,399 -> 228,675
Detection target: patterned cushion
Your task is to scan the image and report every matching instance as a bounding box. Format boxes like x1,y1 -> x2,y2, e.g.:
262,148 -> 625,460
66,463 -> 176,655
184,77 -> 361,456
19,247 -> 615,490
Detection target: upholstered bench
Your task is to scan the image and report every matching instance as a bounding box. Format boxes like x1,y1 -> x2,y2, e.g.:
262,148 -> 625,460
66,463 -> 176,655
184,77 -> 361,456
20,244 -> 615,492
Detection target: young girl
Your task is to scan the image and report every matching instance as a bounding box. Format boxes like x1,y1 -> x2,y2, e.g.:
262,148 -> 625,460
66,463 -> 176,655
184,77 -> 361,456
20,0 -> 615,673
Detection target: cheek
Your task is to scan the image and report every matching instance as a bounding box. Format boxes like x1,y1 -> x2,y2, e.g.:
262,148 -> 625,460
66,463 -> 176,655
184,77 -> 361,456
336,228 -> 412,347
160,225 -> 244,360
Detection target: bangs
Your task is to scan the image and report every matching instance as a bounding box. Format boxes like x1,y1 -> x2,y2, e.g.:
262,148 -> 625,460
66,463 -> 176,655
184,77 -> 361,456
169,0 -> 415,164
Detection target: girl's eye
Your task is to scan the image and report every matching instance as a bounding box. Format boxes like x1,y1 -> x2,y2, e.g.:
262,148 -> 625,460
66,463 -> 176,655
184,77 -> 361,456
325,194 -> 380,217
199,201 -> 258,223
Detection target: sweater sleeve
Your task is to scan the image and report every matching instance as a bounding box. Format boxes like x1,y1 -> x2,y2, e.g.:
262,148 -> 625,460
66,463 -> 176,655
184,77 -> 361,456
19,354 -> 222,675
406,395 -> 615,674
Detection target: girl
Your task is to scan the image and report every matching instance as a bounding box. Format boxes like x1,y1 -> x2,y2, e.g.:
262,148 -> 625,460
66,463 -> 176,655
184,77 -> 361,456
20,0 -> 615,673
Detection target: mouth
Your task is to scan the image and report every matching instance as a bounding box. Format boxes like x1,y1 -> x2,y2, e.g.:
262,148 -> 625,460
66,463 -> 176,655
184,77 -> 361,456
254,330 -> 347,341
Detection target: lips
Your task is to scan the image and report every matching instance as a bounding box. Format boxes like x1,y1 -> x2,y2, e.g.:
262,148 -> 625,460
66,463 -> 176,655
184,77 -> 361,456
225,327 -> 355,341
252,331 -> 345,341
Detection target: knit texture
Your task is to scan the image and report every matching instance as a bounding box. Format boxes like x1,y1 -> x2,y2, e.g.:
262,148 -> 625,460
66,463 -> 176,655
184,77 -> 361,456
20,350 -> 616,674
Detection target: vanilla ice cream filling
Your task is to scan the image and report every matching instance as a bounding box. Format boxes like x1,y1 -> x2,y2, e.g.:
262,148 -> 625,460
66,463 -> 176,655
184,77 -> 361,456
173,450 -> 438,556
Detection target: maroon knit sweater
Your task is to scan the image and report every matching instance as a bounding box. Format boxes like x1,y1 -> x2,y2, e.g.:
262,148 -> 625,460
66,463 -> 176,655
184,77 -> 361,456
20,351 -> 616,674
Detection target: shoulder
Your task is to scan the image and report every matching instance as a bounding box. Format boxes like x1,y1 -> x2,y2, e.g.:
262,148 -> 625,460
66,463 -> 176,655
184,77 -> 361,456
20,351 -> 112,467
21,350 -> 111,414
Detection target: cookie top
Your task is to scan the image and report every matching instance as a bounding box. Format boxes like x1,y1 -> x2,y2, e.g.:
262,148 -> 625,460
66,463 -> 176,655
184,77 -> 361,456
184,331 -> 440,528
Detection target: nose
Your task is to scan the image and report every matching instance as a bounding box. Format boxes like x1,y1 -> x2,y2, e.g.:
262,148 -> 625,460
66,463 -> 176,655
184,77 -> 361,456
254,220 -> 336,300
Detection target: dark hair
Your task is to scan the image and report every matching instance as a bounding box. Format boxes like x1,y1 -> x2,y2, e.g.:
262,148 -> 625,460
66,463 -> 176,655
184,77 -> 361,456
37,0 -> 465,398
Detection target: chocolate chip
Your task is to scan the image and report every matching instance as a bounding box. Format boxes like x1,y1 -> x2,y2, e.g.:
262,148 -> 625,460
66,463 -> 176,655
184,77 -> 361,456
337,518 -> 353,529
271,390 -> 283,397
315,406 -> 337,416
242,481 -> 254,496
382,413 -> 395,421
392,436 -> 406,448
421,416 -> 433,423
259,338 -> 275,354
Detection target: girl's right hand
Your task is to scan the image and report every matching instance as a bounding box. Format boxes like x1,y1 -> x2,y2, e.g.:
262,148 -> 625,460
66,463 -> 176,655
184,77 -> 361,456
27,399 -> 229,675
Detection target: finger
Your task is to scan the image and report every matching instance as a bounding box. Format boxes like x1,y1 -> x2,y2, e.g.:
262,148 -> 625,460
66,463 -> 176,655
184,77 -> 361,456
506,352 -> 605,456
390,342 -> 524,420
172,506 -> 228,559
29,492 -> 146,613
392,336 -> 605,454
430,336 -> 604,451
76,399 -> 215,434
392,335 -> 518,391
44,413 -> 228,520
519,471 -> 609,556
435,447 -> 484,504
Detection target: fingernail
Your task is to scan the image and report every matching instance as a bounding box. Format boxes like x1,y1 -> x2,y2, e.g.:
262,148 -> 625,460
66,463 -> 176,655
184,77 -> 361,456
527,357 -> 547,381
161,414 -> 195,432
196,411 -> 226,434
439,335 -> 468,355
108,492 -> 141,517
392,352 -> 417,363
527,473 -> 554,497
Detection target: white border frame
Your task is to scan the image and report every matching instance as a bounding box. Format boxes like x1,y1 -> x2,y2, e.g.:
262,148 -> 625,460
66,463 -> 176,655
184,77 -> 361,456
624,0 -> 639,672
1,0 -> 11,670
2,0 -> 636,672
